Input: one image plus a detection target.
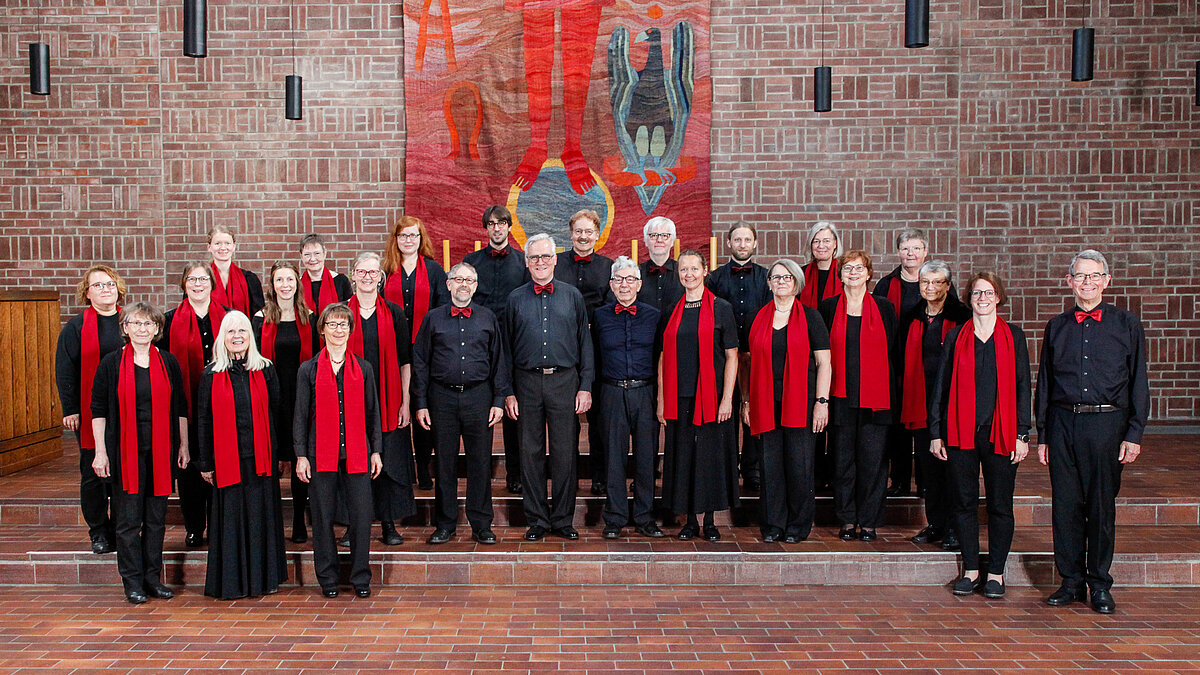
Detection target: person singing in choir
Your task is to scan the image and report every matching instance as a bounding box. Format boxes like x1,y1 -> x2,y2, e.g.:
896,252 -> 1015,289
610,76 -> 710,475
206,225 -> 264,316
299,233 -> 353,317
798,221 -> 843,309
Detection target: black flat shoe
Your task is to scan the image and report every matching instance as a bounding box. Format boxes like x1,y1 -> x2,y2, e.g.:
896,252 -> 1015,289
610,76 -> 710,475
983,579 -> 1006,599
761,530 -> 782,543
603,525 -> 622,539
506,479 -> 523,495
322,587 -> 339,598
524,526 -> 547,541
355,587 -> 371,598
143,583 -> 174,600
952,576 -> 982,595
858,528 -> 877,542
886,486 -> 910,498
1046,585 -> 1087,607
702,525 -> 721,542
552,526 -> 579,541
838,525 -> 857,541
125,591 -> 148,605
290,529 -> 308,544
941,531 -> 961,551
472,529 -> 497,545
1090,589 -> 1116,614
783,534 -> 807,544
743,477 -> 761,493
380,522 -> 404,546
91,536 -> 115,555
910,526 -> 944,544
337,533 -> 350,548
427,528 -> 453,545
417,480 -> 434,491
677,524 -> 699,541
590,482 -> 606,496
184,532 -> 204,548
636,523 -> 664,538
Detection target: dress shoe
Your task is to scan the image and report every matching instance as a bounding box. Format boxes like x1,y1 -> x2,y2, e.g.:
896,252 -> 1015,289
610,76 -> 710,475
524,526 -> 547,541
603,525 -> 622,539
940,531 -> 961,551
91,535 -> 115,555
590,481 -> 607,496
783,534 -> 807,544
143,582 -> 174,600
743,477 -> 762,493
552,526 -> 579,541
417,479 -> 434,491
506,478 -> 523,495
952,576 -> 982,595
184,532 -> 204,548
839,525 -> 857,541
702,525 -> 721,542
290,529 -> 308,544
472,529 -> 497,545
677,524 -> 699,541
380,522 -> 404,546
1090,589 -> 1116,614
910,526 -> 944,544
1046,585 -> 1087,607
125,591 -> 148,605
321,587 -> 339,598
761,530 -> 782,543
427,528 -> 454,545
636,523 -> 665,538
983,579 -> 1006,599
859,528 -> 878,542
886,485 -> 910,498
337,533 -> 350,547
355,586 -> 371,598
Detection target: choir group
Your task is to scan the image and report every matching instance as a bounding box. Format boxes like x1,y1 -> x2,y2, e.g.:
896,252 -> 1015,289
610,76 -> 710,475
54,209 -> 1148,614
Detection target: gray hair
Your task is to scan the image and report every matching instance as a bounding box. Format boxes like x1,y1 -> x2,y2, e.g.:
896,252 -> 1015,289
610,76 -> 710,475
918,259 -> 952,283
807,221 -> 843,259
210,311 -> 272,372
352,251 -> 382,271
610,256 -> 640,278
448,261 -> 477,279
524,232 -> 556,253
895,228 -> 928,250
642,216 -> 676,243
768,258 -> 806,297
1069,249 -> 1109,276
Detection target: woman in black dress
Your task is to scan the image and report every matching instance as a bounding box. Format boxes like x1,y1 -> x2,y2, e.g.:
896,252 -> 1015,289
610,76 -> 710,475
798,221 -> 843,309
253,261 -> 318,543
657,250 -> 740,541
206,225 -> 264,316
196,311 -> 287,600
90,302 -> 189,604
929,271 -> 1031,599
818,250 -> 898,542
743,259 -> 832,543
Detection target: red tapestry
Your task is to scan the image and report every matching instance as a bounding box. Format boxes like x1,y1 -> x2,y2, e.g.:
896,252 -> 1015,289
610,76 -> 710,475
403,0 -> 711,260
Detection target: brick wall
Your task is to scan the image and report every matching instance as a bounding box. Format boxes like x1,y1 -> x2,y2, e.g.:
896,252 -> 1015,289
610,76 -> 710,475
2,0 -> 1198,420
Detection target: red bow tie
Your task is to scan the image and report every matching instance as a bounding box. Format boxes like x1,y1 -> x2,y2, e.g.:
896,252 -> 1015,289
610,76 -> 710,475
534,282 -> 554,295
647,264 -> 669,275
574,253 -> 592,263
450,306 -> 472,318
1075,308 -> 1102,323
731,263 -> 753,274
488,247 -> 508,258
615,303 -> 637,315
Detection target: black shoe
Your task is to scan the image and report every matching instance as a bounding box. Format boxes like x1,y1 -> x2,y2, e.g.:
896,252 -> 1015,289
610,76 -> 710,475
941,531 -> 961,551
337,533 -> 350,548
125,591 -> 148,605
1046,584 -> 1087,607
702,525 -> 721,542
184,532 -> 204,548
506,478 -> 523,495
886,485 -> 910,498
91,535 -> 115,555
1090,589 -> 1116,614
636,523 -> 665,538
858,528 -> 877,542
322,587 -> 339,598
910,526 -> 944,544
355,586 -> 371,598
552,526 -> 579,540
417,479 -> 434,491
761,530 -> 782,543
983,579 -> 1006,599
380,522 -> 404,546
143,583 -> 174,600
590,481 -> 606,496
472,529 -> 497,545
743,477 -> 761,493
838,525 -> 857,541
290,529 -> 308,544
603,525 -> 622,539
524,526 -> 546,541
783,534 -> 807,544
678,524 -> 699,541
952,576 -> 982,595
427,528 -> 454,545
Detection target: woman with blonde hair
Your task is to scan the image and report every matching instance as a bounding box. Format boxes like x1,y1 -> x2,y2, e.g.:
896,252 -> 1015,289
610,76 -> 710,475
206,225 -> 264,315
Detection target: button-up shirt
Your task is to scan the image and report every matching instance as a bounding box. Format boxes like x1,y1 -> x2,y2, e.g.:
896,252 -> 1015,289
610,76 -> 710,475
706,259 -> 771,351
463,244 -> 529,319
411,302 -> 512,409
293,355 -> 384,462
556,250 -> 614,314
592,301 -> 661,381
638,258 -> 683,315
504,281 -> 595,392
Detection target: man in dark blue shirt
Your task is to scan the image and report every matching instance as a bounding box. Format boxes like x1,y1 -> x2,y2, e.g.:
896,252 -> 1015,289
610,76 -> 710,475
593,257 -> 664,538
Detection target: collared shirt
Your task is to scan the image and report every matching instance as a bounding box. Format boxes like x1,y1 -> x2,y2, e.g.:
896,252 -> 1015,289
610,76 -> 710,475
592,301 -> 661,381
292,355 -> 384,462
556,250 -> 614,314
1034,301 -> 1149,443
463,244 -> 529,318
638,258 -> 683,314
411,302 -> 512,409
706,259 -> 771,351
504,281 -> 595,392
928,323 -> 1032,441
391,259 -> 449,339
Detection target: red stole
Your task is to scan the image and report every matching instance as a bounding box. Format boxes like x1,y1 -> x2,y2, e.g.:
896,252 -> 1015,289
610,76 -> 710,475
315,350 -> 369,473
747,302 -> 812,434
260,317 -> 313,362
886,274 -> 903,314
899,314 -> 958,430
303,268 -> 339,317
662,290 -> 719,425
116,345 -> 173,497
348,295 -> 403,432
79,306 -> 117,449
829,293 -> 891,411
799,260 -> 842,308
211,368 -> 273,488
947,318 -> 1017,456
169,300 -> 227,409
211,262 -> 250,314
383,256 -> 431,342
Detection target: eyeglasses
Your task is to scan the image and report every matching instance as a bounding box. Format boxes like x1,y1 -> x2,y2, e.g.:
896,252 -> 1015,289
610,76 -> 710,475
645,232 -> 672,241
919,279 -> 947,287
486,220 -> 509,227
354,269 -> 382,278
768,274 -> 795,283
970,289 -> 997,299
185,275 -> 212,285
573,229 -> 597,237
123,320 -> 156,329
396,233 -> 422,241
301,251 -> 324,259
811,237 -> 836,246
841,264 -> 867,273
449,276 -> 477,284
611,275 -> 641,285
89,281 -> 118,291
324,321 -> 351,331
1070,272 -> 1107,283
527,254 -> 554,263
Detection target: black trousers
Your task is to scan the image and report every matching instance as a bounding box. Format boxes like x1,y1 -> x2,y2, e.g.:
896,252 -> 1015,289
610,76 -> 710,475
912,427 -> 950,530
177,462 -> 212,536
886,424 -> 915,493
111,456 -> 167,595
947,428 -> 1018,575
599,383 -> 657,528
501,416 -> 520,480
514,368 -> 579,530
430,382 -> 494,532
77,444 -> 114,540
1046,408 -> 1126,592
759,414 -> 817,538
830,420 -> 888,528
310,466 -> 372,590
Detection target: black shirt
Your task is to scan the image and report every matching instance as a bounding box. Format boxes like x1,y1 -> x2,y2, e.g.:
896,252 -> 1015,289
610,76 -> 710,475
55,309 -> 125,417
195,360 -> 282,471
638,259 -> 684,315
766,306 -> 831,402
504,281 -> 595,392
293,354 -> 384,463
412,302 -> 512,409
252,314 -> 319,456
706,260 -> 772,351
463,244 -> 530,320
159,304 -> 224,416
1034,302 -> 1149,443
896,297 -> 972,410
556,250 -> 614,314
90,348 -> 188,463
592,301 -> 661,382
387,257 -> 449,341
818,294 -> 898,425
875,266 -> 960,319
929,322 -> 1032,442
667,298 -> 739,398
306,271 -> 354,310
358,300 -> 413,389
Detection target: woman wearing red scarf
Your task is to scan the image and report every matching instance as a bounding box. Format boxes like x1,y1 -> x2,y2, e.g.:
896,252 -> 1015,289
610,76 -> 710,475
159,262 -> 231,549
196,311 -> 286,600
294,303 -> 384,598
381,216 -> 448,491
207,225 -> 264,316
798,221 -> 843,309
928,272 -> 1031,600
299,233 -> 353,316
742,259 -> 832,543
253,261 -> 319,543
898,260 -> 970,550
657,250 -> 741,541
90,302 -> 189,604
55,265 -> 128,555
353,252 -> 415,546
818,250 -> 898,543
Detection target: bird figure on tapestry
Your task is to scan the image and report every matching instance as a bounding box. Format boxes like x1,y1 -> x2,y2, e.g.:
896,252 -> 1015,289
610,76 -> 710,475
608,22 -> 694,214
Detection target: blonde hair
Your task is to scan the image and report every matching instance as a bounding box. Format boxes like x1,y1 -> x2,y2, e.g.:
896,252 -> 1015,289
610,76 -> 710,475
208,225 -> 237,243
76,264 -> 128,305
210,311 -> 272,372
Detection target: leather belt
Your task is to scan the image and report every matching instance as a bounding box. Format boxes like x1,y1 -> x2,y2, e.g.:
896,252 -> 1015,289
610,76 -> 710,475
522,367 -> 560,375
601,378 -> 652,389
1055,403 -> 1123,414
435,381 -> 484,393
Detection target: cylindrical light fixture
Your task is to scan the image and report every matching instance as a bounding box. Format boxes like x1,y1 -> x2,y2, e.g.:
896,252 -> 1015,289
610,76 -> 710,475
285,75 -> 303,120
904,0 -> 929,49
1071,27 -> 1094,82
184,0 -> 207,58
814,66 -> 832,112
29,42 -> 50,95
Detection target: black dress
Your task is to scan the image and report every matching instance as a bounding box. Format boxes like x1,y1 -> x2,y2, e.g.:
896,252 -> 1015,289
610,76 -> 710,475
359,301 -> 416,521
662,298 -> 741,515
196,361 -> 288,600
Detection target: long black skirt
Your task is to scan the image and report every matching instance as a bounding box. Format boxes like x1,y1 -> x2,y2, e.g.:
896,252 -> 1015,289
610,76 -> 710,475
373,427 -> 416,521
663,397 -> 740,515
204,456 -> 288,600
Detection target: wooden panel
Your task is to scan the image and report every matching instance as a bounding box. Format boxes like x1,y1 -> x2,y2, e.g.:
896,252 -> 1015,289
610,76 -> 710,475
0,301 -> 12,440
10,306 -> 28,437
0,296 -> 61,453
0,436 -> 62,476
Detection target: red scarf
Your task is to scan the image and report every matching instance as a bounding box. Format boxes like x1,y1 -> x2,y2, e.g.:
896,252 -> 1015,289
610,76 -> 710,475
79,306 -> 117,449
799,260 -> 842,308
899,314 -> 958,430
662,290 -> 719,425
303,268 -> 339,317
886,273 -> 903,314
211,368 -> 273,488
211,262 -> 250,314
383,256 -> 431,342
315,350 -> 369,473
348,295 -> 403,432
116,345 -> 173,497
747,302 -> 812,434
260,316 -> 313,362
947,318 -> 1017,456
169,300 -> 227,409
829,293 -> 891,410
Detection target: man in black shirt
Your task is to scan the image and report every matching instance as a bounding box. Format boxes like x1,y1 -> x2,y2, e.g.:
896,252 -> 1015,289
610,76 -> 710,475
638,216 -> 684,314
706,222 -> 771,492
414,263 -> 511,545
504,233 -> 595,541
593,257 -> 664,539
463,206 -> 530,495
1036,249 -> 1149,615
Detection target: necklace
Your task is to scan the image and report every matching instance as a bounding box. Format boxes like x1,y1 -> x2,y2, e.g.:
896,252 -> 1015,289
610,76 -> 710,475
329,356 -> 345,365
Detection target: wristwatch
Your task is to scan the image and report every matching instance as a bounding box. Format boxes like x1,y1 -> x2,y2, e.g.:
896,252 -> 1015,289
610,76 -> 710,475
1016,433 -> 1030,443
815,397 -> 829,404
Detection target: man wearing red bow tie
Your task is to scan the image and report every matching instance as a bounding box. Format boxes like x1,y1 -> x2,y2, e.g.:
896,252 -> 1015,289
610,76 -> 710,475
638,216 -> 684,314
1036,249 -> 1149,615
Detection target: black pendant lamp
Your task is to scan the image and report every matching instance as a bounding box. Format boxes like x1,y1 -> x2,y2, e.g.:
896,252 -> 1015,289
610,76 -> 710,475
904,0 -> 929,49
184,0 -> 207,58
814,0 -> 831,112
29,1 -> 49,95
285,0 -> 302,120
1070,0 -> 1093,82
